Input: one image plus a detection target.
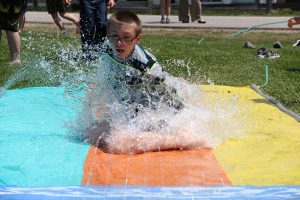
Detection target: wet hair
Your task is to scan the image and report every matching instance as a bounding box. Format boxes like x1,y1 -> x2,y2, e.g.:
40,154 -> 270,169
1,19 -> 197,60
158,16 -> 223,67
108,10 -> 142,35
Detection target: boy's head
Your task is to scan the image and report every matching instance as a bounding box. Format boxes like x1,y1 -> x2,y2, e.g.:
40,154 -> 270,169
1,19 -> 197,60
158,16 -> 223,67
107,11 -> 142,60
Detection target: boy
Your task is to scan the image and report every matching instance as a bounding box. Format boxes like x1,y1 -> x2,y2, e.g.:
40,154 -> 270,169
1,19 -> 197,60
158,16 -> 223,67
82,11 -> 207,154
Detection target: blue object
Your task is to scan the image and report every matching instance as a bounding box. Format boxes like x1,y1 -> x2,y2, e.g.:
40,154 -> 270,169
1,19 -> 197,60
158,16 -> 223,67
1,87 -> 299,199
0,87 -> 89,187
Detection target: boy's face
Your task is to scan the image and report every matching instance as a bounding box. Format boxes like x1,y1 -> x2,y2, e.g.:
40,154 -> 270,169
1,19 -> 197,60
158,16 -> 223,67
107,21 -> 141,60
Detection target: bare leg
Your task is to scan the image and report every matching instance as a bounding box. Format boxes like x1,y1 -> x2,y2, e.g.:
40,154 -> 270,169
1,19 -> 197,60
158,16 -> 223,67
160,0 -> 166,23
6,31 -> 21,64
19,12 -> 26,33
51,13 -> 65,32
105,129 -> 210,154
165,0 -> 171,17
59,12 -> 80,33
165,0 -> 171,23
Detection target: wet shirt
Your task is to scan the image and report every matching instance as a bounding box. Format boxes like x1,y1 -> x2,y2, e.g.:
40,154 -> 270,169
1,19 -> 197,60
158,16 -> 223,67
104,44 -> 165,86
99,44 -> 183,113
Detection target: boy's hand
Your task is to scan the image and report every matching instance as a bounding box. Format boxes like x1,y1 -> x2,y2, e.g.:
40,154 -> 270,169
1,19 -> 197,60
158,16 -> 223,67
65,0 -> 72,6
107,0 -> 116,10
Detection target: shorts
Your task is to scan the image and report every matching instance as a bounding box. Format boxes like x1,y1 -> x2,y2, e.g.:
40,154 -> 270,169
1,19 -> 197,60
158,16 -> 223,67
46,0 -> 65,14
0,12 -> 19,32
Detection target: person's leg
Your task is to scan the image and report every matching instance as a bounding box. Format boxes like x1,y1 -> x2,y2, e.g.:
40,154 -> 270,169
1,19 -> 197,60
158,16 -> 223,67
178,0 -> 189,23
46,0 -> 66,32
6,30 -> 21,64
58,0 -> 80,32
80,0 -> 96,53
93,0 -> 108,50
190,0 -> 200,22
160,0 -> 166,23
51,12 -> 66,32
59,11 -> 80,32
59,12 -> 80,27
165,0 -> 171,23
18,12 -> 25,33
19,0 -> 28,33
191,0 -> 205,23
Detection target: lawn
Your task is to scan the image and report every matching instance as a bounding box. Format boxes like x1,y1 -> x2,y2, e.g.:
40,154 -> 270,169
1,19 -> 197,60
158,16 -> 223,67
0,24 -> 299,115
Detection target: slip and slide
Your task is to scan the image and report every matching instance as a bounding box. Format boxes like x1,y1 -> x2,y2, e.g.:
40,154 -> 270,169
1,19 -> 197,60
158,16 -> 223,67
0,85 -> 299,189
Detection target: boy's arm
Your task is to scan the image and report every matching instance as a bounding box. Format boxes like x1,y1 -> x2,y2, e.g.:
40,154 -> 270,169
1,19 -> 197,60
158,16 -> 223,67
144,62 -> 165,84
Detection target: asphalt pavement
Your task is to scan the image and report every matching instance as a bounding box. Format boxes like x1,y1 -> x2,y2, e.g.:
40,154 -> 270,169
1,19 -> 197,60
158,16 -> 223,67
25,11 -> 298,30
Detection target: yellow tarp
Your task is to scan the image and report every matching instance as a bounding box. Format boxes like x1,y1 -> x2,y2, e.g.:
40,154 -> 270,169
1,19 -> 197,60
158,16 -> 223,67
201,85 -> 300,185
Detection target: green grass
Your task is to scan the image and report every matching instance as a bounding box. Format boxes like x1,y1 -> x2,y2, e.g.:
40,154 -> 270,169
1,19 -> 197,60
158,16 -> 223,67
0,25 -> 299,115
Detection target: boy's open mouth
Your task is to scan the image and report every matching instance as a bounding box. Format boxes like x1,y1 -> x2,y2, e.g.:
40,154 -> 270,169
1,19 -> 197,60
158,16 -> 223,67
116,49 -> 125,54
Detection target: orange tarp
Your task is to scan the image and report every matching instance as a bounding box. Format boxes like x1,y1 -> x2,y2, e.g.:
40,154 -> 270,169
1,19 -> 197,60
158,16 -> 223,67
82,147 -> 231,186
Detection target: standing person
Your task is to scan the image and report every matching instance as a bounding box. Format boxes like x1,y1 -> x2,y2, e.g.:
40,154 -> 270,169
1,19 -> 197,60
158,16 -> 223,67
0,0 -> 22,64
18,0 -> 27,33
46,0 -> 80,34
160,0 -> 171,24
179,0 -> 206,24
65,0 -> 116,58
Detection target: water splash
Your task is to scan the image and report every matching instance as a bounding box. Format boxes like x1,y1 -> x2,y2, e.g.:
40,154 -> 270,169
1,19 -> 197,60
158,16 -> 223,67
70,56 -> 243,154
2,34 -> 243,154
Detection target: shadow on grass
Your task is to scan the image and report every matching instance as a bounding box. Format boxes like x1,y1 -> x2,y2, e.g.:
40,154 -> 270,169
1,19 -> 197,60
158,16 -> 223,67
286,67 -> 300,73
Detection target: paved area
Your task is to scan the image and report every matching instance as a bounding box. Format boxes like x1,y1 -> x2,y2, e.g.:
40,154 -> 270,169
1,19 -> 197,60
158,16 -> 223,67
25,11 -> 298,30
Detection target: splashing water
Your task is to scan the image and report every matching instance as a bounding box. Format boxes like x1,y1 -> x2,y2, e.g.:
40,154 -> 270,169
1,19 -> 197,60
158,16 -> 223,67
69,55 -> 243,154
2,35 -> 243,154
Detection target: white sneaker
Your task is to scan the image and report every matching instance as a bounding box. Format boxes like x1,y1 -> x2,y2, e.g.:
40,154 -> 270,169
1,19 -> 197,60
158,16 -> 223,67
292,40 -> 300,47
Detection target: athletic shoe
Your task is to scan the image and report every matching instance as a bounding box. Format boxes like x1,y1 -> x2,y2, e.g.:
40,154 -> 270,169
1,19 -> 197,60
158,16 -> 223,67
166,17 -> 171,24
273,41 -> 282,49
257,48 -> 279,59
257,47 -> 266,58
197,19 -> 206,24
292,40 -> 300,46
266,50 -> 280,59
160,17 -> 166,24
244,41 -> 255,49
182,19 -> 189,23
